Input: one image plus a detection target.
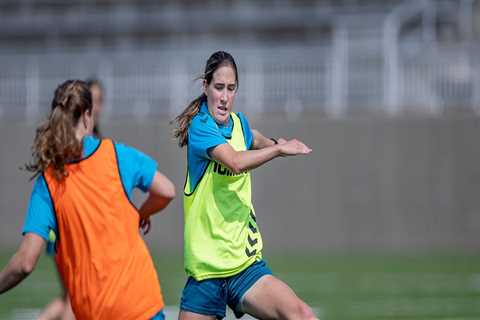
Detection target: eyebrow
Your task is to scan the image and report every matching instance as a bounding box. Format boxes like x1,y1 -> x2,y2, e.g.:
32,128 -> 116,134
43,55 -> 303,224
214,82 -> 236,86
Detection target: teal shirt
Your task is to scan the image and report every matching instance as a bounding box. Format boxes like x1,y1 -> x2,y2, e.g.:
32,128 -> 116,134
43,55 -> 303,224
187,102 -> 254,192
23,136 -> 157,246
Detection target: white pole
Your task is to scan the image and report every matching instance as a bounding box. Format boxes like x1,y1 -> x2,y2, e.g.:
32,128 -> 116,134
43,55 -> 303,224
328,23 -> 348,118
25,57 -> 39,124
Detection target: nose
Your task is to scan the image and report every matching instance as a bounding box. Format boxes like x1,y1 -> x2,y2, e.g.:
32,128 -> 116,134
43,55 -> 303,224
220,89 -> 228,103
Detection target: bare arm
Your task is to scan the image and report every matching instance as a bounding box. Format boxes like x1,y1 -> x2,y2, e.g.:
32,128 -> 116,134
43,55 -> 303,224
0,233 -> 45,294
251,129 -> 287,150
138,171 -> 176,220
251,129 -> 275,150
210,137 -> 312,174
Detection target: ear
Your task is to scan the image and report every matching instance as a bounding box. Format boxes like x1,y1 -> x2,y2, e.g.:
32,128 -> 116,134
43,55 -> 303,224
82,112 -> 89,129
202,79 -> 208,96
83,109 -> 92,129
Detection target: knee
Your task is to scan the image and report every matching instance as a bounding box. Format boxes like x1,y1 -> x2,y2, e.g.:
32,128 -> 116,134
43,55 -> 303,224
298,302 -> 318,320
283,301 -> 318,320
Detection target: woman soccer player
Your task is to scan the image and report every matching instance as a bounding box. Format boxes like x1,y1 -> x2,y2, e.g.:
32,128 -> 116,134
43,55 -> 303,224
0,80 -> 175,319
38,77 -> 105,320
174,51 -> 317,320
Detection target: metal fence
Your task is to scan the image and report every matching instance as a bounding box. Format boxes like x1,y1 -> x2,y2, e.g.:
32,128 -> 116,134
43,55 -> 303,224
0,0 -> 478,121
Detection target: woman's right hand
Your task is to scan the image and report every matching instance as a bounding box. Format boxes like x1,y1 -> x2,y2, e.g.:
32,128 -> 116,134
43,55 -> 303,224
278,139 -> 312,156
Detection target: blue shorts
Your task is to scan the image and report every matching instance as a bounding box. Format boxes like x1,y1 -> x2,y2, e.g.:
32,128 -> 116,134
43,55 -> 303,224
180,260 -> 272,319
150,309 -> 165,320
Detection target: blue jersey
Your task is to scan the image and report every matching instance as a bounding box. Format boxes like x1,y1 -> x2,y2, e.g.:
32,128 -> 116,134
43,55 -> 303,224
23,135 -> 157,246
187,102 -> 253,191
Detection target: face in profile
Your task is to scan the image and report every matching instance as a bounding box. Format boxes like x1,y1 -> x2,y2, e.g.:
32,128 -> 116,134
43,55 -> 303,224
204,65 -> 237,125
90,84 -> 103,122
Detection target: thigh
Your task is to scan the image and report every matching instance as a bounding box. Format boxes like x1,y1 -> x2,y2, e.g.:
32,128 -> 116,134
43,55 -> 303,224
179,277 -> 227,319
226,260 -> 272,318
241,275 -> 317,320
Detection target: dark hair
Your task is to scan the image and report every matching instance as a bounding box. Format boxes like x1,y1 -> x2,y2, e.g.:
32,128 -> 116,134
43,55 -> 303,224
25,80 -> 92,180
173,51 -> 239,147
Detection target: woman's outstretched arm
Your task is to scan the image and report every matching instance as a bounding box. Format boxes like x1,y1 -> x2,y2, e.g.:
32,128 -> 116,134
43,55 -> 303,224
0,233 -> 45,294
210,137 -> 311,174
251,129 -> 288,150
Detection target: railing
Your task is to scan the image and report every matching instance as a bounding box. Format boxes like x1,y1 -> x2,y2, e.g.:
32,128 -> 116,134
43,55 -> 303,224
0,0 -> 478,121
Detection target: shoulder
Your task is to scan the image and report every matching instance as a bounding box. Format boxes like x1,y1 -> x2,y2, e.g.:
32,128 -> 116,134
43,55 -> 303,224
112,139 -> 129,151
82,135 -> 102,157
112,140 -> 157,192
32,174 -> 48,194
112,140 -> 152,161
29,175 -> 53,216
111,138 -> 137,152
189,113 -> 221,138
236,111 -> 248,119
235,112 -> 251,125
235,112 -> 252,132
191,111 -> 215,130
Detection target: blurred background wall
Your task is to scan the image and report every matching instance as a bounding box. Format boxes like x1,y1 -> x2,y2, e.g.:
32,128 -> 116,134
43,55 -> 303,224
1,0 -> 480,253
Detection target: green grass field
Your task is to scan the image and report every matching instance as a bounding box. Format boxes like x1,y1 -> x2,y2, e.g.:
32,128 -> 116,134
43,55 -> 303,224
1,252 -> 480,319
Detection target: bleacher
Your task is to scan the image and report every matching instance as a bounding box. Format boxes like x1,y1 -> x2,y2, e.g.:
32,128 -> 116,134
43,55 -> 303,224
0,0 -> 478,121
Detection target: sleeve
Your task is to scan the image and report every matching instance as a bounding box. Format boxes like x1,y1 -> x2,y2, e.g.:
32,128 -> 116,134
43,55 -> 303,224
115,142 -> 158,197
22,176 -> 57,243
237,112 -> 254,150
188,115 -> 227,160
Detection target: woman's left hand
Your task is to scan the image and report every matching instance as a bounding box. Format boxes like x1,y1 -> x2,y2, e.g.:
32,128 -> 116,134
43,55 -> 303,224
140,217 -> 151,235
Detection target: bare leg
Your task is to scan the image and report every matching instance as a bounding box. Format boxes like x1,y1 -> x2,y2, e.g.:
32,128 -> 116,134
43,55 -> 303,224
38,260 -> 76,320
61,296 -> 75,320
37,294 -> 75,320
178,310 -> 216,320
37,297 -> 65,320
240,275 -> 318,320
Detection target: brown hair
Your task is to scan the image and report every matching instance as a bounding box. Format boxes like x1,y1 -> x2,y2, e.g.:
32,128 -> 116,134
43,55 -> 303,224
173,51 -> 239,147
25,80 -> 92,180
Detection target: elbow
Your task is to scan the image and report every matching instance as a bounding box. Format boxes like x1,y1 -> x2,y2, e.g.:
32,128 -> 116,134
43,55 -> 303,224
164,180 -> 176,200
154,185 -> 175,207
19,259 -> 35,276
166,185 -> 176,201
229,160 -> 244,175
227,154 -> 248,174
154,177 -> 176,201
230,166 -> 243,175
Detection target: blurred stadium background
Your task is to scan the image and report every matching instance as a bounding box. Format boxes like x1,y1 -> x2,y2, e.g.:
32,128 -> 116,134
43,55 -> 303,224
1,0 -> 480,319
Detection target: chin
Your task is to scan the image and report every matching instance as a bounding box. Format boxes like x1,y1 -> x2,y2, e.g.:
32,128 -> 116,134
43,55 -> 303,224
215,114 -> 229,124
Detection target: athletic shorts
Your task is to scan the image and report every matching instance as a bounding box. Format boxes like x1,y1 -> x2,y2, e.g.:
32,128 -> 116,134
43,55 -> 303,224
180,260 -> 272,319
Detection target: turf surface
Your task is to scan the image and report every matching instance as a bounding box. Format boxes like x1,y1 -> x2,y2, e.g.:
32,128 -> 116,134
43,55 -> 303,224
1,252 -> 479,319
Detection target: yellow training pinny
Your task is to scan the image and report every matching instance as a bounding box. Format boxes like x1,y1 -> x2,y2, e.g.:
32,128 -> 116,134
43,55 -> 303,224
184,113 -> 263,281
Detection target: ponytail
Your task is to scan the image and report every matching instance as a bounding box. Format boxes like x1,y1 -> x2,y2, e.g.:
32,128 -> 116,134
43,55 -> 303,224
173,93 -> 206,148
25,80 -> 91,181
